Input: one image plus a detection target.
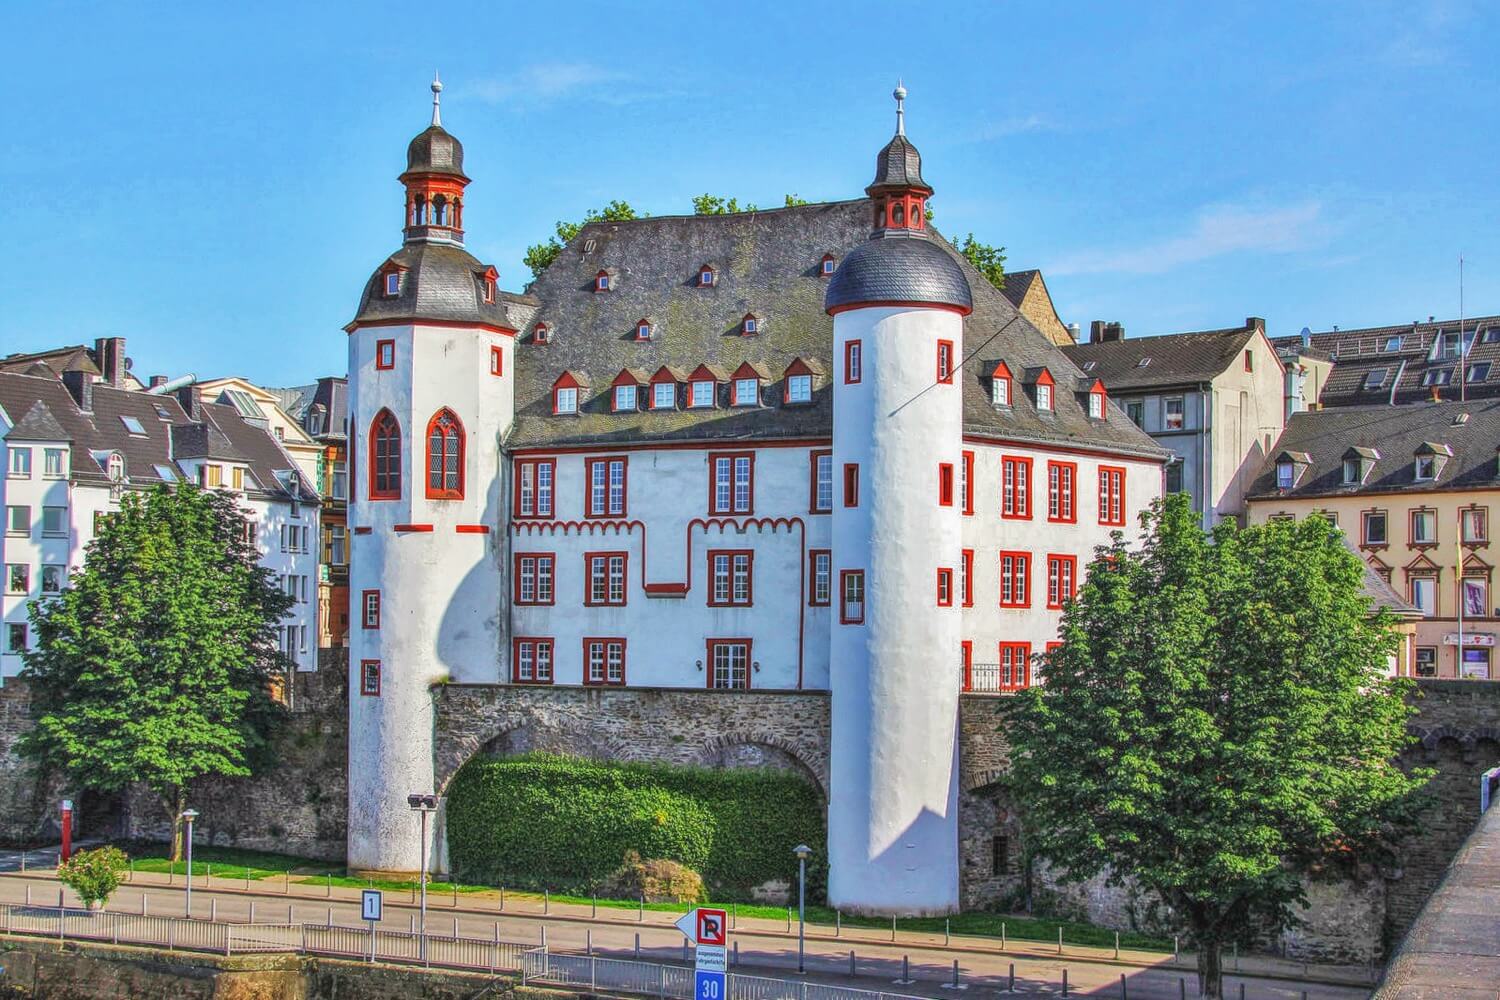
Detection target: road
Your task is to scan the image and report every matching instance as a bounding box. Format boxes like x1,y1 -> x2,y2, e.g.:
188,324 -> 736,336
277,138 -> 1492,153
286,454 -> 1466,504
0,872 -> 1371,1000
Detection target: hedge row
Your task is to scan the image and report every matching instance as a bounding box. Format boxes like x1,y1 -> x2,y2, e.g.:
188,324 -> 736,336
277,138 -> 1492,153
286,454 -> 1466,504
445,753 -> 826,898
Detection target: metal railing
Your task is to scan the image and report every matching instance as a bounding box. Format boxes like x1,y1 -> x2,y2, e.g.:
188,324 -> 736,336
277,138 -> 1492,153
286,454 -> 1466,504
962,662 -> 1031,694
520,951 -> 933,1000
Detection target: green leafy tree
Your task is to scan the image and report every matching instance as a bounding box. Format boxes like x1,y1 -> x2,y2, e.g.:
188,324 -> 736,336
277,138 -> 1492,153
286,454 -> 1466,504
1005,495 -> 1428,998
58,846 -> 129,909
523,200 -> 640,278
783,194 -> 810,207
20,485 -> 292,860
692,193 -> 755,215
956,233 -> 1006,290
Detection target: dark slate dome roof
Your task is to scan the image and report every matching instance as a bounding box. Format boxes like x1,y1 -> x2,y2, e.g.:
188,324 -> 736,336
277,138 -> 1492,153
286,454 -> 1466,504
824,235 -> 972,314
404,125 -> 466,179
868,134 -> 929,193
349,243 -> 510,330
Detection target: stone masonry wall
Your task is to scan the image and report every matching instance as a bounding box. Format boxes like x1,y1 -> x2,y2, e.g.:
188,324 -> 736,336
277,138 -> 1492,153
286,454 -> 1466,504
0,680 -> 65,845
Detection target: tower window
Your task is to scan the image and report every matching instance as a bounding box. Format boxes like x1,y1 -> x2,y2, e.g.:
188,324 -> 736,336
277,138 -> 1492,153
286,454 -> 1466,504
383,272 -> 399,297
840,570 -> 865,625
376,340 -> 395,370
742,315 -> 759,336
595,271 -> 611,292
937,568 -> 954,607
490,346 -> 504,377
534,322 -> 551,344
843,463 -> 859,507
821,254 -> 836,276
937,341 -> 955,384
361,590 -> 381,629
425,408 -> 464,500
360,660 -> 381,696
845,341 -> 862,384
636,320 -> 653,341
369,409 -> 401,500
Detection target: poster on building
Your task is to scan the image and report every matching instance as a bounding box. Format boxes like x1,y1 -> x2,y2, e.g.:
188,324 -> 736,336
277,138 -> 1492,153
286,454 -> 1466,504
1461,648 -> 1492,680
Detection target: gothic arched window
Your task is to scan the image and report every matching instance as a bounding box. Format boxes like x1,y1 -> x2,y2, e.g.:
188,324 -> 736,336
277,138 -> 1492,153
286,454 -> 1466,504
425,408 -> 464,500
369,409 -> 402,500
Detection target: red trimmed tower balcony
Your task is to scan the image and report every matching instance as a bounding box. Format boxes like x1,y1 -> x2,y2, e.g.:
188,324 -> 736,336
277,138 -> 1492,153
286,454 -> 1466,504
401,75 -> 470,246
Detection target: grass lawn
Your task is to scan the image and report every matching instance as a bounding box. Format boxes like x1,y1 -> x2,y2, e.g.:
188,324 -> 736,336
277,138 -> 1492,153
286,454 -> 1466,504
108,842 -> 1170,952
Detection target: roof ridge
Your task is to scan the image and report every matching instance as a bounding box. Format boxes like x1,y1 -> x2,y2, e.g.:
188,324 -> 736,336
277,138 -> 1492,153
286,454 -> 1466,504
575,197 -> 869,231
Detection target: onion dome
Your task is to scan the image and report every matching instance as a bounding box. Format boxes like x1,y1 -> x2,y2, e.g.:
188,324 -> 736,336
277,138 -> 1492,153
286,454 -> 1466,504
403,125 -> 467,181
348,243 -> 510,332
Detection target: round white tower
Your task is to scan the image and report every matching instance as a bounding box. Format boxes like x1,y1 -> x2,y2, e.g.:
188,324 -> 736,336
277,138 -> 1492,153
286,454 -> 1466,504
824,85 -> 972,915
345,78 -> 514,875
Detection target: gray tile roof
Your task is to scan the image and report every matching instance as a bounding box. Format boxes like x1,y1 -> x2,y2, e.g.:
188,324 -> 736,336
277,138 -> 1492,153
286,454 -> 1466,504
349,242 -> 511,332
824,233 -> 973,313
869,134 -> 930,192
0,371 -> 313,503
1061,324 -> 1262,392
1246,398 -> 1500,501
274,377 -> 348,443
4,401 -> 71,443
403,125 -> 466,180
1357,546 -> 1421,617
509,198 -> 1166,460
1269,316 -> 1500,408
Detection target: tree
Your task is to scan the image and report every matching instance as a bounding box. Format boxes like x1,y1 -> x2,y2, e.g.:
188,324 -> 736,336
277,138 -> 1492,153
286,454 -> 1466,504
523,200 -> 640,278
956,233 -> 1006,290
692,194 -> 811,215
19,484 -> 292,861
1004,495 -> 1429,998
58,846 -> 128,910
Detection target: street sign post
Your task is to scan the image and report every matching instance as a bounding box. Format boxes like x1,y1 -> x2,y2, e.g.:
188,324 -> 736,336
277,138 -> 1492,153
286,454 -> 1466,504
362,890 -> 382,962
676,906 -> 730,995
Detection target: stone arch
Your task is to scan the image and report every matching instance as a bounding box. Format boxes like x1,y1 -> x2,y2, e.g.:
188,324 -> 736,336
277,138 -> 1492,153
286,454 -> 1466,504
695,731 -> 828,799
963,767 -> 1010,794
436,717 -> 640,796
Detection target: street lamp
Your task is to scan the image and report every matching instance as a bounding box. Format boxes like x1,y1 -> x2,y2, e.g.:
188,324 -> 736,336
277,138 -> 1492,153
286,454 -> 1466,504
408,793 -> 439,959
793,844 -> 812,974
180,809 -> 199,919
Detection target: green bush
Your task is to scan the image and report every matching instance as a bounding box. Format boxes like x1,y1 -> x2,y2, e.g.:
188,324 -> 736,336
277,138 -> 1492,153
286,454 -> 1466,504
58,846 -> 128,908
445,753 -> 826,898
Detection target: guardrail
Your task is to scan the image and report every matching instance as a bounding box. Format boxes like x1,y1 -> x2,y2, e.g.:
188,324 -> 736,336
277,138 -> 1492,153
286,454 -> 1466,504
520,950 -> 933,1000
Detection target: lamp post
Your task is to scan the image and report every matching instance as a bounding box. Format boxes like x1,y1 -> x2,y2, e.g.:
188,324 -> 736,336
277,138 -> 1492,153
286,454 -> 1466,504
408,793 -> 439,960
180,809 -> 199,918
793,844 -> 812,974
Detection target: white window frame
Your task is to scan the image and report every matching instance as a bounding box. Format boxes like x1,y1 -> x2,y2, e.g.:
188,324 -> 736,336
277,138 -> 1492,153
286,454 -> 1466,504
786,374 -> 812,404
614,385 -> 637,412
733,378 -> 759,407
1165,397 -> 1185,430
991,378 -> 1009,408
7,447 -> 32,479
653,382 -> 677,410
554,387 -> 578,414
1036,384 -> 1052,411
690,381 -> 715,408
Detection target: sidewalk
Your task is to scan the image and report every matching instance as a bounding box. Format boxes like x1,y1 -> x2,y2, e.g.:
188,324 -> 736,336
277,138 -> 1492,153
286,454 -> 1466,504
0,866 -> 1376,990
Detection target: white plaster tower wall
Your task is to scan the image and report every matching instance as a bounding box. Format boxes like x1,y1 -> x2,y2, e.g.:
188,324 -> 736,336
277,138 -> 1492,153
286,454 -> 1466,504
828,305 -> 964,915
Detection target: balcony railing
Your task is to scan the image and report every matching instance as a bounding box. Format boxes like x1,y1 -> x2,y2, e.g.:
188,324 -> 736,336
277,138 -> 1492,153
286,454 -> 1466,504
962,662 -> 1032,694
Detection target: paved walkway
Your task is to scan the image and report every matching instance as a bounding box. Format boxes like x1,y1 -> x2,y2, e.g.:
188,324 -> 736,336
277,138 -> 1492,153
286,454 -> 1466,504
0,868 -> 1371,999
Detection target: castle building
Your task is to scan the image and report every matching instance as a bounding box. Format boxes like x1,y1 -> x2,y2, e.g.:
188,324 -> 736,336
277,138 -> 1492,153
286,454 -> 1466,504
346,81 -> 1167,913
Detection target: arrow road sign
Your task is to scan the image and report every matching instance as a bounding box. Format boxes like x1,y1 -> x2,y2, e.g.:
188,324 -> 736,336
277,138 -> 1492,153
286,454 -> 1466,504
674,907 -> 728,946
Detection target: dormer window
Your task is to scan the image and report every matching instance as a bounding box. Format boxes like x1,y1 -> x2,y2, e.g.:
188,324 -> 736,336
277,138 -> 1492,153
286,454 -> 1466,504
1414,442 -> 1452,482
533,322 -> 551,344
481,268 -> 498,304
741,314 -> 759,336
552,372 -> 586,415
1276,461 -> 1295,490
1342,458 -> 1361,485
699,266 -> 716,287
786,374 -> 812,404
1415,455 -> 1436,481
106,453 -> 125,483
635,319 -> 653,341
383,272 -> 400,297
611,370 -> 644,413
653,382 -> 676,410
733,378 -> 759,407
1088,390 -> 1104,419
595,270 -> 611,292
821,254 -> 836,276
990,361 -> 1014,408
614,384 -> 637,412
1036,383 -> 1053,411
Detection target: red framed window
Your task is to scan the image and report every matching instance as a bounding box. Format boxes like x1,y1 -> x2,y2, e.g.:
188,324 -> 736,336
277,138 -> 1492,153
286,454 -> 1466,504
1046,554 -> 1077,610
741,314 -> 759,336
938,463 -> 955,506
937,340 -> 955,384
490,346 -> 504,376
961,640 -> 974,691
707,639 -> 752,689
482,272 -> 497,303
820,253 -> 836,276
595,270 -> 611,291
1098,466 -> 1126,526
1047,461 -> 1077,523
840,570 -> 865,624
960,549 -> 974,607
961,451 -> 975,516
533,322 -> 551,344
584,551 -> 628,606
584,638 -> 626,686
425,408 -> 464,500
359,659 -> 381,696
937,567 -> 954,607
514,553 -> 556,606
586,457 -> 628,517
844,340 -> 862,384
708,452 -> 754,515
375,340 -> 395,370
998,642 -> 1032,690
999,551 -> 1031,608
843,464 -> 859,508
708,550 -> 754,607
368,409 -> 401,500
514,458 -> 556,519
809,450 -> 833,513
512,638 -> 554,684
1001,456 -> 1032,519
635,319 -> 653,341
699,265 -> 716,286
809,550 -> 831,606
360,590 -> 380,629
1244,349 -> 1253,373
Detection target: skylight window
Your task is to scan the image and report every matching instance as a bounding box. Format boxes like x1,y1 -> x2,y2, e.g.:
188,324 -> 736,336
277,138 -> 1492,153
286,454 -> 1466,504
1364,368 -> 1388,390
1082,361 -> 1096,372
154,405 -> 171,420
224,390 -> 262,419
119,415 -> 146,435
1136,357 -> 1152,368
1382,336 -> 1402,352
153,464 -> 177,481
1469,362 -> 1492,382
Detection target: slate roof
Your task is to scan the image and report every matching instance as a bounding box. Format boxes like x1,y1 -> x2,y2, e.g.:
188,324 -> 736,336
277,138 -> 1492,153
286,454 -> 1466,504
4,401 -> 71,443
0,371 -> 313,502
349,242 -> 511,331
1358,548 -> 1421,617
1061,323 -> 1264,392
824,233 -> 973,313
509,198 -> 1166,460
275,376 -> 349,443
403,125 -> 466,180
869,134 -> 929,192
1245,398 -> 1500,501
1000,269 -> 1039,308
1268,315 -> 1500,408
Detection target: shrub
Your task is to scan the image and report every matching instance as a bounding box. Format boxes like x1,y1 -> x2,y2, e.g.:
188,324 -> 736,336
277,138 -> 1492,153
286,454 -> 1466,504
445,753 -> 826,898
58,846 -> 128,908
601,850 -> 705,903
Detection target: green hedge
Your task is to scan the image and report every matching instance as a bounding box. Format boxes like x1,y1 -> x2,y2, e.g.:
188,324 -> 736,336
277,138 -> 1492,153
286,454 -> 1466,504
445,753 -> 826,898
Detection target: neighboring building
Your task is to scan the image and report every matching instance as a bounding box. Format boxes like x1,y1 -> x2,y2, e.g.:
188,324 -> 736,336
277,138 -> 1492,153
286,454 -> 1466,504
1063,318 -> 1286,527
1245,398 -> 1500,680
1269,315 -> 1500,409
999,269 -> 1075,346
0,338 -> 147,391
0,355 -> 320,681
344,81 -> 1167,911
197,377 -> 323,488
1273,332 -> 1333,419
275,377 -> 350,647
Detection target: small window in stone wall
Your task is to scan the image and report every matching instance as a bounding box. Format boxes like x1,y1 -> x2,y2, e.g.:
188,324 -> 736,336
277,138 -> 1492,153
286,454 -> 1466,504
992,834 -> 1013,875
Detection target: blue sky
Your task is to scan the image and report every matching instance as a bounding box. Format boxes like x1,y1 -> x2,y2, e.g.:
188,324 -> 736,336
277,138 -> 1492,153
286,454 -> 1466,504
3,1 -> 1498,386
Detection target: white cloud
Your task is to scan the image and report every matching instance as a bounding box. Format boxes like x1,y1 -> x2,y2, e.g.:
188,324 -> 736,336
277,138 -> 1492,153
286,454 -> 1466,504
1048,201 -> 1326,277
460,63 -> 634,107
966,113 -> 1060,142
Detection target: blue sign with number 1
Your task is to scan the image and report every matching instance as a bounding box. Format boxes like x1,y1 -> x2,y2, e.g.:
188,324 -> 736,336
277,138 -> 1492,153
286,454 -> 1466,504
695,970 -> 725,1000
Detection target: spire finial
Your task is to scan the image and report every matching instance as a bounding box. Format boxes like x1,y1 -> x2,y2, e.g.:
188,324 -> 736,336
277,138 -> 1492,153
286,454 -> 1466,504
893,79 -> 907,136
431,72 -> 443,127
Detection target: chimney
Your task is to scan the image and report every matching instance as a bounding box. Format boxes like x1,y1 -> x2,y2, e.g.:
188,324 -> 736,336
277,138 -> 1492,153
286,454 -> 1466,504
93,337 -> 127,387
1089,321 -> 1106,344
175,384 -> 203,420
1065,322 -> 1081,343
61,370 -> 95,412
149,375 -> 168,389
1246,317 -> 1265,334
1104,322 -> 1124,342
